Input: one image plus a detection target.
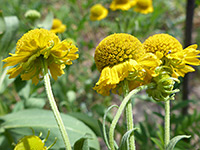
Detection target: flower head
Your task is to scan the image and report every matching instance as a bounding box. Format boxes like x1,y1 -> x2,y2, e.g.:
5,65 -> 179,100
143,33 -> 200,78
3,28 -> 78,84
90,4 -> 108,21
134,0 -> 153,14
14,130 -> 56,150
94,33 -> 161,96
50,18 -> 66,34
110,0 -> 137,11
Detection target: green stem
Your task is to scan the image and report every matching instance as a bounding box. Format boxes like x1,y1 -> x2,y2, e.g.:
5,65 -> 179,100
42,59 -> 72,150
123,80 -> 135,150
164,100 -> 170,149
109,85 -> 148,150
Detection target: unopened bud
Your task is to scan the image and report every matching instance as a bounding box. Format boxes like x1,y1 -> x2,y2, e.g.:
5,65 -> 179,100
25,10 -> 41,20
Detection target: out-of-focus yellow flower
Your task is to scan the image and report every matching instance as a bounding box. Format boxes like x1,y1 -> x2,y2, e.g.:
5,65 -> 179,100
14,130 -> 56,150
134,0 -> 153,14
50,18 -> 66,34
2,28 -> 78,85
94,33 -> 161,96
143,33 -> 200,78
90,4 -> 108,21
14,135 -> 47,150
110,0 -> 137,11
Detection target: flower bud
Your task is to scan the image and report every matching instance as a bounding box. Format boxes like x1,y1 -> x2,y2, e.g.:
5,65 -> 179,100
25,10 -> 41,20
147,66 -> 180,101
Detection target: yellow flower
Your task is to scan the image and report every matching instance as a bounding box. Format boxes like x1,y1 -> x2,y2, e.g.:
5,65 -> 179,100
110,0 -> 137,11
134,0 -> 153,14
50,18 -> 66,34
2,28 -> 78,85
90,4 -> 108,21
14,135 -> 47,150
143,33 -> 200,78
94,33 -> 161,96
14,130 -> 56,150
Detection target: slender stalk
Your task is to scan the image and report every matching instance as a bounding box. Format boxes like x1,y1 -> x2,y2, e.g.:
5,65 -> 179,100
123,80 -> 135,150
42,59 -> 71,150
109,85 -> 148,150
164,100 -> 170,149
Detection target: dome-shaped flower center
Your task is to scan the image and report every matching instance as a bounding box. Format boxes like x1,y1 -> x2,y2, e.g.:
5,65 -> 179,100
137,0 -> 151,9
94,33 -> 143,71
115,0 -> 129,4
91,4 -> 104,17
16,29 -> 59,54
143,34 -> 183,56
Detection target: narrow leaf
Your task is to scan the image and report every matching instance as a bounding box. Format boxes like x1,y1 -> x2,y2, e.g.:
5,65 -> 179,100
103,105 -> 118,150
166,135 -> 191,150
119,128 -> 137,150
151,137 -> 164,150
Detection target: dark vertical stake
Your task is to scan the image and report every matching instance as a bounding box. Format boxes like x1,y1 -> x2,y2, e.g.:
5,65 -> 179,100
182,0 -> 196,115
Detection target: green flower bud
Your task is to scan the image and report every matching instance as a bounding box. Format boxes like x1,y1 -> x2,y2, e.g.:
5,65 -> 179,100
147,66 -> 180,101
25,10 -> 41,20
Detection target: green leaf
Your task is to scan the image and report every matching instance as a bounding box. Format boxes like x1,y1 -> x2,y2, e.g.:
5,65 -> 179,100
0,10 -> 6,38
166,135 -> 191,150
118,128 -> 137,150
103,105 -> 118,149
151,137 -> 164,150
0,16 -> 19,56
73,135 -> 90,150
0,109 -> 100,150
25,97 -> 46,109
69,112 -> 101,137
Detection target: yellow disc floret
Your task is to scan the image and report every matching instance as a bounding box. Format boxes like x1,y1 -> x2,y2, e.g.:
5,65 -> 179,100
90,4 -> 108,21
94,33 -> 161,96
95,33 -> 143,71
143,33 -> 200,78
143,33 -> 183,57
3,28 -> 78,84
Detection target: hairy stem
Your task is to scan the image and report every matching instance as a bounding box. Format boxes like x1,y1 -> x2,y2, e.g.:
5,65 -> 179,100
164,100 -> 170,149
123,80 -> 135,150
109,85 -> 148,150
42,59 -> 71,150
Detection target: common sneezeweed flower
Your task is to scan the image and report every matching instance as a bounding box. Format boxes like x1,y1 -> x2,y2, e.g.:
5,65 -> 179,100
110,0 -> 137,11
90,4 -> 108,21
50,18 -> 66,34
134,0 -> 153,14
143,33 -> 200,78
94,33 -> 161,96
2,28 -> 78,85
143,33 -> 199,149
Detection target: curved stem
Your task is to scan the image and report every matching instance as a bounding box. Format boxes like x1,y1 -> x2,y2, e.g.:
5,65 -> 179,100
123,80 -> 135,150
42,59 -> 71,150
164,100 -> 170,149
109,85 -> 148,150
